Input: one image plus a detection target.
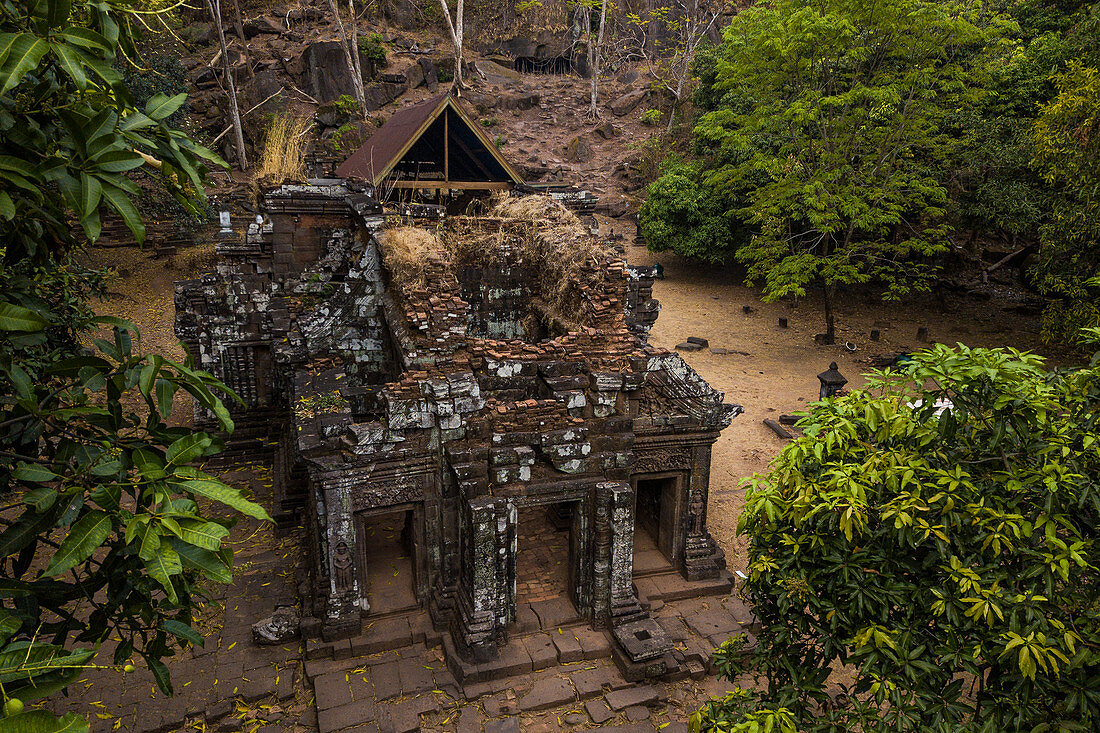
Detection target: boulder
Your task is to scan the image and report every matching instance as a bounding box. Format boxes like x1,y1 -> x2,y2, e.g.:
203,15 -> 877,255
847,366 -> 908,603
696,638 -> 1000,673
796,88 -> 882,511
462,89 -> 496,112
242,69 -> 285,113
300,40 -> 357,103
419,57 -> 439,91
252,606 -> 300,645
616,68 -> 639,85
362,81 -> 406,111
610,88 -> 648,116
498,90 -> 540,110
593,120 -> 620,139
474,58 -> 524,84
242,15 -> 287,37
564,135 -> 593,162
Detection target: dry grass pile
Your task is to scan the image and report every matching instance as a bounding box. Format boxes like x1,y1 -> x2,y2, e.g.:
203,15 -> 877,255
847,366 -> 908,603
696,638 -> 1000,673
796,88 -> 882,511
168,242 -> 218,278
377,226 -> 447,287
443,195 -> 609,323
256,112 -> 310,184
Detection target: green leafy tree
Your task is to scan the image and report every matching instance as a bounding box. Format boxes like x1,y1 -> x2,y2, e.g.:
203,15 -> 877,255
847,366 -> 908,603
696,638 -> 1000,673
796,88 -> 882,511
0,0 -> 268,728
1031,60 -> 1100,346
699,340 -> 1100,731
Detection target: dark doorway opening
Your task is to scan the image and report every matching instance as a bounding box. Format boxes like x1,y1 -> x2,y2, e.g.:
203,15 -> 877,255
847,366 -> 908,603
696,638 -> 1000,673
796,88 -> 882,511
357,507 -> 419,616
515,502 -> 575,605
513,56 -> 574,74
634,476 -> 677,576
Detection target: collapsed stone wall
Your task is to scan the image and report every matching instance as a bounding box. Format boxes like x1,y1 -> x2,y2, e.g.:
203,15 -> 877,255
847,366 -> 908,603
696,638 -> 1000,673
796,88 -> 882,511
176,186 -> 740,672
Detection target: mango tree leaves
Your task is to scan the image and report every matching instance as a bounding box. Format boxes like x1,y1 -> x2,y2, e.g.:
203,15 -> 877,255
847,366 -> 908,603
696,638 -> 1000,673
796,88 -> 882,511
718,342 -> 1100,731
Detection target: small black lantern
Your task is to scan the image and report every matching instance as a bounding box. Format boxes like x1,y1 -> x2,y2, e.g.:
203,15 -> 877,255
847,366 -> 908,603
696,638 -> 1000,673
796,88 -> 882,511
818,361 -> 847,400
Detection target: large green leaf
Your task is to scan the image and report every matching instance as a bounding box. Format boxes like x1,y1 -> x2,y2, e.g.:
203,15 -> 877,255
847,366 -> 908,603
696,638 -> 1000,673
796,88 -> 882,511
170,539 -> 232,584
0,34 -> 48,95
0,303 -> 47,332
165,433 -> 211,466
99,182 -> 144,244
172,479 -> 272,521
0,711 -> 89,733
145,92 -> 186,121
12,464 -> 57,483
144,545 -> 182,603
0,508 -> 58,559
43,510 -> 111,577
162,618 -> 203,647
175,519 -> 229,551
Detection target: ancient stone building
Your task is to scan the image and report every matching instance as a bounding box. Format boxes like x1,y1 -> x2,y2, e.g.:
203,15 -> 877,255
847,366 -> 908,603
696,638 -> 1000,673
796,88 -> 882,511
175,183 -> 740,678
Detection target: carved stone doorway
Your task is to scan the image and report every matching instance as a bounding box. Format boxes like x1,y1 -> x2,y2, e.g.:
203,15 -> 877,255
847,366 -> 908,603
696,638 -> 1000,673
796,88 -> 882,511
515,503 -> 574,605
356,505 -> 420,616
633,474 -> 679,575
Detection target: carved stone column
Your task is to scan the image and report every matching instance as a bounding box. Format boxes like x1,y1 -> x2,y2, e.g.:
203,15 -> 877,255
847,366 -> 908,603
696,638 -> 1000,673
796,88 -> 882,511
453,496 -> 514,661
591,481 -> 644,628
320,483 -> 363,641
682,443 -> 726,580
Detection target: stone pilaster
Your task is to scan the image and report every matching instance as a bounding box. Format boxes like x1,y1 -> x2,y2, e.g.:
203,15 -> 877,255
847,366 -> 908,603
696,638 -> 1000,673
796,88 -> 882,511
591,481 -> 644,629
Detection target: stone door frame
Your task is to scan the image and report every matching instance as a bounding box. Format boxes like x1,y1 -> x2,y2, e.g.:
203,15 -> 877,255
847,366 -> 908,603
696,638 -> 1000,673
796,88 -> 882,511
630,470 -> 688,569
353,501 -> 426,615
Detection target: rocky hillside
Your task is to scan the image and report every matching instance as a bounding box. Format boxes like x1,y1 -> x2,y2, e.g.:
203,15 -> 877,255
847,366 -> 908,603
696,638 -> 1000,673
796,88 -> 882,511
167,0 -> 678,218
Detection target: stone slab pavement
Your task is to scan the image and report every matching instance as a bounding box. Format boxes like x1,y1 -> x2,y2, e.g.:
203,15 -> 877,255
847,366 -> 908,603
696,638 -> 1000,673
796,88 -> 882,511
311,594 -> 754,733
45,464 -> 316,732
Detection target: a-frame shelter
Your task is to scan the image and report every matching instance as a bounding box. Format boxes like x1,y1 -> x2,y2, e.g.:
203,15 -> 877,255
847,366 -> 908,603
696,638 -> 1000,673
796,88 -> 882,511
336,92 -> 524,191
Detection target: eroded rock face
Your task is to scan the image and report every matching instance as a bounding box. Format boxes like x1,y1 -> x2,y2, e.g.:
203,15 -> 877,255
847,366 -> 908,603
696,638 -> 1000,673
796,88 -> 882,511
252,606 -> 301,645
610,89 -> 648,117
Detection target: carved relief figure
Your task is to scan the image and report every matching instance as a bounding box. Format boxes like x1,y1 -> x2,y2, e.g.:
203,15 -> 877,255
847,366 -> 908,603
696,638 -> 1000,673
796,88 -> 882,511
332,540 -> 355,591
689,489 -> 706,535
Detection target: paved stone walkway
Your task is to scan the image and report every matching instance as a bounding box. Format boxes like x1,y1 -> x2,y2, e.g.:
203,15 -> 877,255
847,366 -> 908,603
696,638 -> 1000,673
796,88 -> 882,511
308,593 -> 756,733
515,506 -> 570,603
46,464 -> 315,732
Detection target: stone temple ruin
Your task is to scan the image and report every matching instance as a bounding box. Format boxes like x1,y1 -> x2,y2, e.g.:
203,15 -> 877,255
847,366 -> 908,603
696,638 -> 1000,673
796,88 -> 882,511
176,176 -> 740,681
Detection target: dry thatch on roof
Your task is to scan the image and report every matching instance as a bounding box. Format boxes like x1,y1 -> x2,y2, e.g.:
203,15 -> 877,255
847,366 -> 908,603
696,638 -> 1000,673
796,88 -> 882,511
444,196 -> 610,326
377,226 -> 447,288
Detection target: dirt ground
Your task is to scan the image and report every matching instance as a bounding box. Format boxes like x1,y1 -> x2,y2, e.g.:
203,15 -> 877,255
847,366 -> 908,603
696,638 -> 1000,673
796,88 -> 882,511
610,221 -> 1056,571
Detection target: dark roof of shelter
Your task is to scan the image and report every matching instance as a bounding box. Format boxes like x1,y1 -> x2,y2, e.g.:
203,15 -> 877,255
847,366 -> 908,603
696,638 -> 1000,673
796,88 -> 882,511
336,93 -> 523,186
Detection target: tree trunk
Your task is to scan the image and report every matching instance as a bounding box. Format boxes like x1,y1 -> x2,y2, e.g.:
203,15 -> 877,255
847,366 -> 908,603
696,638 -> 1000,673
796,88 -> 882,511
437,0 -> 464,89
326,0 -> 369,123
588,0 -> 608,119
347,0 -> 366,87
822,281 -> 837,345
228,0 -> 245,44
666,72 -> 686,133
205,0 -> 248,170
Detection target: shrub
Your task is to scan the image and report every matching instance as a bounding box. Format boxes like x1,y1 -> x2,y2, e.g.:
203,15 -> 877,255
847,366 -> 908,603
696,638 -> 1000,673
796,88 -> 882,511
257,112 -> 311,184
703,341 -> 1100,731
358,32 -> 388,72
640,108 -> 662,125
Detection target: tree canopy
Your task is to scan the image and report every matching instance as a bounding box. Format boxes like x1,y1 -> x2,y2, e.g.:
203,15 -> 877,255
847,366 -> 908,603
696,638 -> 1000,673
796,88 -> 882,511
0,0 -> 262,728
698,338 -> 1100,731
640,0 -> 1100,346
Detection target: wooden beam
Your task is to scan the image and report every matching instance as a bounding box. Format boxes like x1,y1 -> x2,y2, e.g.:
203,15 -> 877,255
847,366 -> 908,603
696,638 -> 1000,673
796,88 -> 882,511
443,107 -> 450,183
390,180 -> 512,190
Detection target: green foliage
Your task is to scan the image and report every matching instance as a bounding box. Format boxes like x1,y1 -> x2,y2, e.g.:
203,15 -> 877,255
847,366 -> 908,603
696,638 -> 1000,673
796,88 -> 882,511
480,116 -> 499,128
1031,61 -> 1100,345
357,32 -> 388,73
333,93 -> 360,116
0,0 -> 265,727
638,160 -> 752,262
0,0 -> 221,257
699,0 -> 998,339
639,108 -> 661,126
708,342 -> 1100,731
493,132 -> 506,149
